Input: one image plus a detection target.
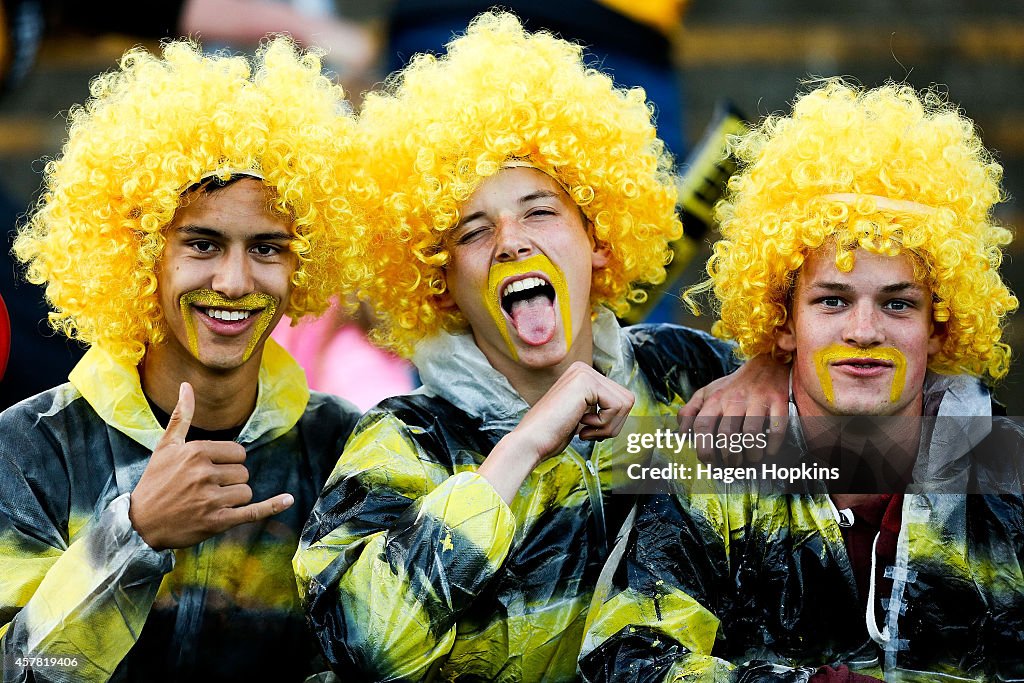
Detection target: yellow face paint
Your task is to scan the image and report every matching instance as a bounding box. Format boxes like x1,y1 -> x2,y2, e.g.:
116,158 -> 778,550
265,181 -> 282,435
179,289 -> 278,362
813,344 -> 907,407
484,254 -> 572,361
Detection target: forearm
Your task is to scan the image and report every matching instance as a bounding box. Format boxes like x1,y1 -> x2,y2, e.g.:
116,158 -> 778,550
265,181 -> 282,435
1,494 -> 172,682
476,431 -> 542,505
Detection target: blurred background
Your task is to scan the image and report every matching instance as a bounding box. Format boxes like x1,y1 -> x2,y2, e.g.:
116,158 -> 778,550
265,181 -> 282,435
1,0 -> 1021,412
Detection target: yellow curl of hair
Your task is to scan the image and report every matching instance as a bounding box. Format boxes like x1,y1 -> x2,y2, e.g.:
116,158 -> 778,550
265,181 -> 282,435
14,37 -> 368,364
692,79 -> 1017,380
355,11 -> 681,357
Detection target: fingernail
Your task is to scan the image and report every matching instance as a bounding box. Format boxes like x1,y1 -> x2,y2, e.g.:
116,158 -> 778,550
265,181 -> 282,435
282,494 -> 294,508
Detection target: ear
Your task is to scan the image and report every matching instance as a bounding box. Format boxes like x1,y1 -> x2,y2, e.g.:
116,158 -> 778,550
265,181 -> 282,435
591,239 -> 611,271
927,320 -> 945,357
775,312 -> 797,354
434,277 -> 459,312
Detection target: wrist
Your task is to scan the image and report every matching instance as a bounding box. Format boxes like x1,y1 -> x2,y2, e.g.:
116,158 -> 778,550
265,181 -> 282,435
128,492 -> 163,551
477,432 -> 542,504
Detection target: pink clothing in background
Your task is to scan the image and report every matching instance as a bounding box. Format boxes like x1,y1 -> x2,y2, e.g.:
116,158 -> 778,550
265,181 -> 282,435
272,314 -> 415,412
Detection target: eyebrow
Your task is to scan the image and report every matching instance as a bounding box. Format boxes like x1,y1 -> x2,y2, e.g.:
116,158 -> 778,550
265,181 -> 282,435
520,190 -> 561,203
808,281 -> 925,294
455,190 -> 566,229
175,225 -> 294,241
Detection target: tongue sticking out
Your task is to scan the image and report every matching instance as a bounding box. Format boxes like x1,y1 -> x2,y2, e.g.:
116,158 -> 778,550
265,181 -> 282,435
509,294 -> 557,346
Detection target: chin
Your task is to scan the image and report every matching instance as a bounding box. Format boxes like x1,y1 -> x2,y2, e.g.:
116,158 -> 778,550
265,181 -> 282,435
829,399 -> 898,417
516,331 -> 574,365
515,348 -> 567,370
194,350 -> 251,372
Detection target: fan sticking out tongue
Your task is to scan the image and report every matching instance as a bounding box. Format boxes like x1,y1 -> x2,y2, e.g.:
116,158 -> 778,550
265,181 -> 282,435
509,294 -> 557,346
486,255 -> 572,359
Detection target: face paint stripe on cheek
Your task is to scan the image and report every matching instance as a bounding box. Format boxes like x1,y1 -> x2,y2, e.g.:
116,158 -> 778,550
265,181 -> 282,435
484,254 -> 572,359
812,344 -> 908,407
179,289 -> 278,361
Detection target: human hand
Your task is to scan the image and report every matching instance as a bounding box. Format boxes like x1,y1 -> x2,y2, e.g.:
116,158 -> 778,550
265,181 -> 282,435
677,354 -> 789,464
478,362 -> 634,503
129,382 -> 294,550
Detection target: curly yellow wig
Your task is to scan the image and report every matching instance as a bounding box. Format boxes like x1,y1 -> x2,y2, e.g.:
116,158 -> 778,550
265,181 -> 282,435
356,11 -> 681,357
693,79 -> 1017,380
14,37 -> 367,364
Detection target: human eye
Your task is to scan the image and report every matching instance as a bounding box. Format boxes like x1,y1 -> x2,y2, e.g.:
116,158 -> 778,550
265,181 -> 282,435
251,243 -> 285,257
526,206 -> 557,217
187,239 -> 218,255
814,296 -> 846,309
884,298 -> 915,312
454,225 -> 490,246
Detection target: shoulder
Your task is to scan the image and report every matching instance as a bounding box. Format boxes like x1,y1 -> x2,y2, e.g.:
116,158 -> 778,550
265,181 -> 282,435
972,416 -> 1024,492
0,384 -> 99,521
0,383 -> 101,451
625,323 -> 740,403
303,391 -> 363,434
289,391 -> 365,479
345,392 -> 498,468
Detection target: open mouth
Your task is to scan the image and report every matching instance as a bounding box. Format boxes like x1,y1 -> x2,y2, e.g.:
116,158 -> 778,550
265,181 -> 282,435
179,289 -> 277,362
500,276 -> 556,316
484,254 -> 572,356
199,307 -> 257,322
498,274 -> 558,347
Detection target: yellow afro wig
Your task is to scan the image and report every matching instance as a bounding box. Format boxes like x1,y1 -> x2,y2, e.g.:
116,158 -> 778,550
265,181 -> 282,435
355,11 -> 681,358
693,79 -> 1017,380
14,37 -> 367,365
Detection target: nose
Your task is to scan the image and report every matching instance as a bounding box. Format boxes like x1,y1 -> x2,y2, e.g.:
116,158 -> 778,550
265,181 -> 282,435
843,302 -> 885,347
493,214 -> 533,263
211,248 -> 254,300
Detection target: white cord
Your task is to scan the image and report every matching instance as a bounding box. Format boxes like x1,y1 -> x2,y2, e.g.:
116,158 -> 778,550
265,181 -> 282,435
866,530 -> 890,646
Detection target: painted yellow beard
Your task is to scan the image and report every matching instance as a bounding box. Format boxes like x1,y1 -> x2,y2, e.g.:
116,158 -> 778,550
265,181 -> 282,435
179,289 -> 277,362
812,344 -> 907,407
484,254 -> 572,361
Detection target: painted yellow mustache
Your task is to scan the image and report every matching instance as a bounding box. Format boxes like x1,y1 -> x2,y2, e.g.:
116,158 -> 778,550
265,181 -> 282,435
484,254 -> 571,360
179,289 -> 277,361
813,344 -> 907,406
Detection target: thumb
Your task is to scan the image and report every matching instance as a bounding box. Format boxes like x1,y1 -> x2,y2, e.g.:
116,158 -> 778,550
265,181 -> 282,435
159,382 -> 195,447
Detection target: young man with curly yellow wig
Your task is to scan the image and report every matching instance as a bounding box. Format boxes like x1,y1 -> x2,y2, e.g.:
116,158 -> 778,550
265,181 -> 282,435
580,80 -> 1024,681
293,11 -> 789,682
0,38 -> 365,680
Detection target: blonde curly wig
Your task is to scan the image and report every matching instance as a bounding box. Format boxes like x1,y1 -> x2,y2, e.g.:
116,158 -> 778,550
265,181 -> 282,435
14,37 -> 367,364
692,79 -> 1017,380
356,11 -> 682,357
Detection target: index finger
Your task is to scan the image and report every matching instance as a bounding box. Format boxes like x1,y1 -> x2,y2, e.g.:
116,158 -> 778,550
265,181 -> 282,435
218,493 -> 294,529
677,387 -> 706,435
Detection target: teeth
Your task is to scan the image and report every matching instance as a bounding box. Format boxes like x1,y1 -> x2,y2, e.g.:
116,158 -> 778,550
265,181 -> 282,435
205,308 -> 252,321
503,277 -> 546,298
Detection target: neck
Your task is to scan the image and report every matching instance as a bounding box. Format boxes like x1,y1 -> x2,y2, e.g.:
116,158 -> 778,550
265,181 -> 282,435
797,403 -> 922,505
140,343 -> 261,431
